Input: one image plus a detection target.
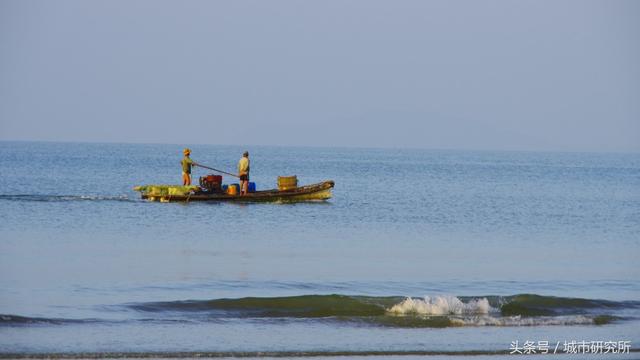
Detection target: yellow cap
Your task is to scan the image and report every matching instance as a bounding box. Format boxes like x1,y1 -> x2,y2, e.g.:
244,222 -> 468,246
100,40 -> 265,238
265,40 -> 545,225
183,148 -> 191,155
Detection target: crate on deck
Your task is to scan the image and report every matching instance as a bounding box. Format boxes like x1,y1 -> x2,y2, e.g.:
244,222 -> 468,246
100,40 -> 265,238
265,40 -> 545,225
199,174 -> 223,192
277,176 -> 297,191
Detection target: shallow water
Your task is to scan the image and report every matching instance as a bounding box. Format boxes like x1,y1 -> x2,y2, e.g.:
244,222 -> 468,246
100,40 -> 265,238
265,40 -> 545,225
0,141 -> 639,355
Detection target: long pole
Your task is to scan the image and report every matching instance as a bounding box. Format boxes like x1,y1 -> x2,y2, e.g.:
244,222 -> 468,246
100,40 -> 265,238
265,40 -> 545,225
195,163 -> 239,178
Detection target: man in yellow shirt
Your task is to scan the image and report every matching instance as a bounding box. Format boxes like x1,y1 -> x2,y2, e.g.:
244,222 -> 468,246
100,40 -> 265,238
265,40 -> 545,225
181,148 -> 197,185
237,151 -> 250,195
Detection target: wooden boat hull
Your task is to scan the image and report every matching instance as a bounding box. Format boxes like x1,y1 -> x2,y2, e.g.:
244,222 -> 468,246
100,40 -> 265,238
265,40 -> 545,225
139,180 -> 334,203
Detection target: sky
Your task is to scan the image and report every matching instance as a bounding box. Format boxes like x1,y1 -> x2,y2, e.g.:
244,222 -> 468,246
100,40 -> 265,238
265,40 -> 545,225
0,0 -> 638,152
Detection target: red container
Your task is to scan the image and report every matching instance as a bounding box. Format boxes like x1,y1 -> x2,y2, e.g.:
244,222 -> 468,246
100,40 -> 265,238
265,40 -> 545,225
206,175 -> 223,184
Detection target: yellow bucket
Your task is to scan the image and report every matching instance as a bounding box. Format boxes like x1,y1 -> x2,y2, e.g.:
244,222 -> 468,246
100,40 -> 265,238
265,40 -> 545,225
227,184 -> 239,195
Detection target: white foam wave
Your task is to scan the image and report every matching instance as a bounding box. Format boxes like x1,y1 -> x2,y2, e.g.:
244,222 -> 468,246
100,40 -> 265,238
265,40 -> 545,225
0,194 -> 134,202
387,296 -> 493,315
451,315 -> 597,327
78,195 -> 131,201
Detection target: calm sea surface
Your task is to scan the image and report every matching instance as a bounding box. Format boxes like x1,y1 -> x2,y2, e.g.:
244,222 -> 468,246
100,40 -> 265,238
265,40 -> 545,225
0,141 -> 639,358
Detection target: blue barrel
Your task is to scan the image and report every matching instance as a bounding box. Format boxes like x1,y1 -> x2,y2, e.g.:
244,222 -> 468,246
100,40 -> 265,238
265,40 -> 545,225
248,182 -> 256,193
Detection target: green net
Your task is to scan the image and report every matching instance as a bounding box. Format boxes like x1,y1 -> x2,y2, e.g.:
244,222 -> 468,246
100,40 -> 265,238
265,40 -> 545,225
133,185 -> 199,196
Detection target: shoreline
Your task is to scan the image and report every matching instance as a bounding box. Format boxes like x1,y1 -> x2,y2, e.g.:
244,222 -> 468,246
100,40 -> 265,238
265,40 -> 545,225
1,349 -> 639,358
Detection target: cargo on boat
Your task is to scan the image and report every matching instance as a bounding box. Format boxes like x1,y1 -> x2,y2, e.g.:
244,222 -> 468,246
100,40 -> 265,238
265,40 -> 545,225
133,180 -> 334,203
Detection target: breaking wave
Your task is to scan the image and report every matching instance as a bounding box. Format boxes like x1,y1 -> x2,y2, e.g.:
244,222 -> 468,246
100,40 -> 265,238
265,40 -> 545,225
3,294 -> 636,329
387,295 -> 493,315
122,293 -> 636,328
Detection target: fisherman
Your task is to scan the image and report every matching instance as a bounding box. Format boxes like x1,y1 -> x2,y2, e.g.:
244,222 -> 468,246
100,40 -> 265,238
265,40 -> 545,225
181,148 -> 197,185
238,151 -> 250,195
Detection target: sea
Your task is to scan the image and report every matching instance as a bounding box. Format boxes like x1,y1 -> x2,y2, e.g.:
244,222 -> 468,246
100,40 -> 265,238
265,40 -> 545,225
0,141 -> 639,359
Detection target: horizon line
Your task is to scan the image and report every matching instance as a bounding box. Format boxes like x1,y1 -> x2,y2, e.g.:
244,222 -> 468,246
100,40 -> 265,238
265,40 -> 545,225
1,139 -> 639,155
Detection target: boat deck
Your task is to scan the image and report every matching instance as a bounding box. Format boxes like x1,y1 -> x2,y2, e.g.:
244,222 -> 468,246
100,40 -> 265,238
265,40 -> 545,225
140,180 -> 335,202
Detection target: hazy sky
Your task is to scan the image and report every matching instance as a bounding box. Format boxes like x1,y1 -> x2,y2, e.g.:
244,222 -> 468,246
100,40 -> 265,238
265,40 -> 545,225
1,0 -> 638,151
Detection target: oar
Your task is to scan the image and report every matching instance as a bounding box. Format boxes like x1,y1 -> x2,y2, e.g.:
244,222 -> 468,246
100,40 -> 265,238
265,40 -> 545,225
195,163 -> 239,178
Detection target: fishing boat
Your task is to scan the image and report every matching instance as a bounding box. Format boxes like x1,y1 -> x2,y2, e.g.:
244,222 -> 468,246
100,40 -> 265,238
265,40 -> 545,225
134,180 -> 334,203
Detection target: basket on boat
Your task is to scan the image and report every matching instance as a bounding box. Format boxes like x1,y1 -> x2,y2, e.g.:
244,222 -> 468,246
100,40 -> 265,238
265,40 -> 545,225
277,176 -> 298,191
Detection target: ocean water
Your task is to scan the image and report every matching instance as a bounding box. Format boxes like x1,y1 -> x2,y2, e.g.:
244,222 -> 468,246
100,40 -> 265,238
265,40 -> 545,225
0,141 -> 639,358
